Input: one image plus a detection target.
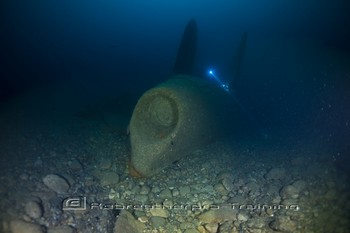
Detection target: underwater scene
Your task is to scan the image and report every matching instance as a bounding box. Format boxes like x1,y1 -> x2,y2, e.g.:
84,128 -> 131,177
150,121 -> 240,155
1,0 -> 349,233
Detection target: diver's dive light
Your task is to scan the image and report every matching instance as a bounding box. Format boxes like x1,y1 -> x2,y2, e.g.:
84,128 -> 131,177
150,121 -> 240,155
207,69 -> 229,92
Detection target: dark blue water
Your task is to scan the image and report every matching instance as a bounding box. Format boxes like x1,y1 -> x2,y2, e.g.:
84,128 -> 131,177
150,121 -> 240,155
1,0 -> 350,166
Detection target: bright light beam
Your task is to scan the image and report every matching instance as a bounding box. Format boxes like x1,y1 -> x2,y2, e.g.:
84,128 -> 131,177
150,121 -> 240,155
207,69 -> 229,92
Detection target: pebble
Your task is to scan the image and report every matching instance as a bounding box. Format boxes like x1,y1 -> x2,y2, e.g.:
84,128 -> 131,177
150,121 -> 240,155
204,223 -> 219,233
221,178 -> 234,191
265,183 -> 280,196
68,159 -> 83,171
180,222 -> 193,229
139,185 -> 151,195
99,159 -> 112,170
134,194 -> 148,203
22,215 -> 32,222
150,208 -> 170,218
172,188 -> 180,197
100,172 -> 119,186
265,168 -> 286,180
197,225 -> 207,233
291,180 -> 306,192
10,220 -> 44,233
159,189 -> 172,199
269,216 -> 297,233
138,216 -> 148,223
245,181 -> 259,192
237,213 -> 249,222
227,194 -> 245,204
179,186 -> 191,197
280,185 -> 300,199
163,199 -> 174,208
114,210 -> 146,233
131,185 -> 141,194
24,201 -> 43,219
152,186 -> 161,193
247,218 -> 266,229
198,208 -> 237,224
202,185 -> 215,193
43,174 -> 70,194
150,216 -> 166,228
216,171 -> 233,180
281,198 -> 298,206
214,183 -> 228,195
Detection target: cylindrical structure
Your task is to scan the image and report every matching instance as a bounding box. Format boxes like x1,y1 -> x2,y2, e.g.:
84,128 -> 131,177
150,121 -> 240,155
129,75 -> 244,177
